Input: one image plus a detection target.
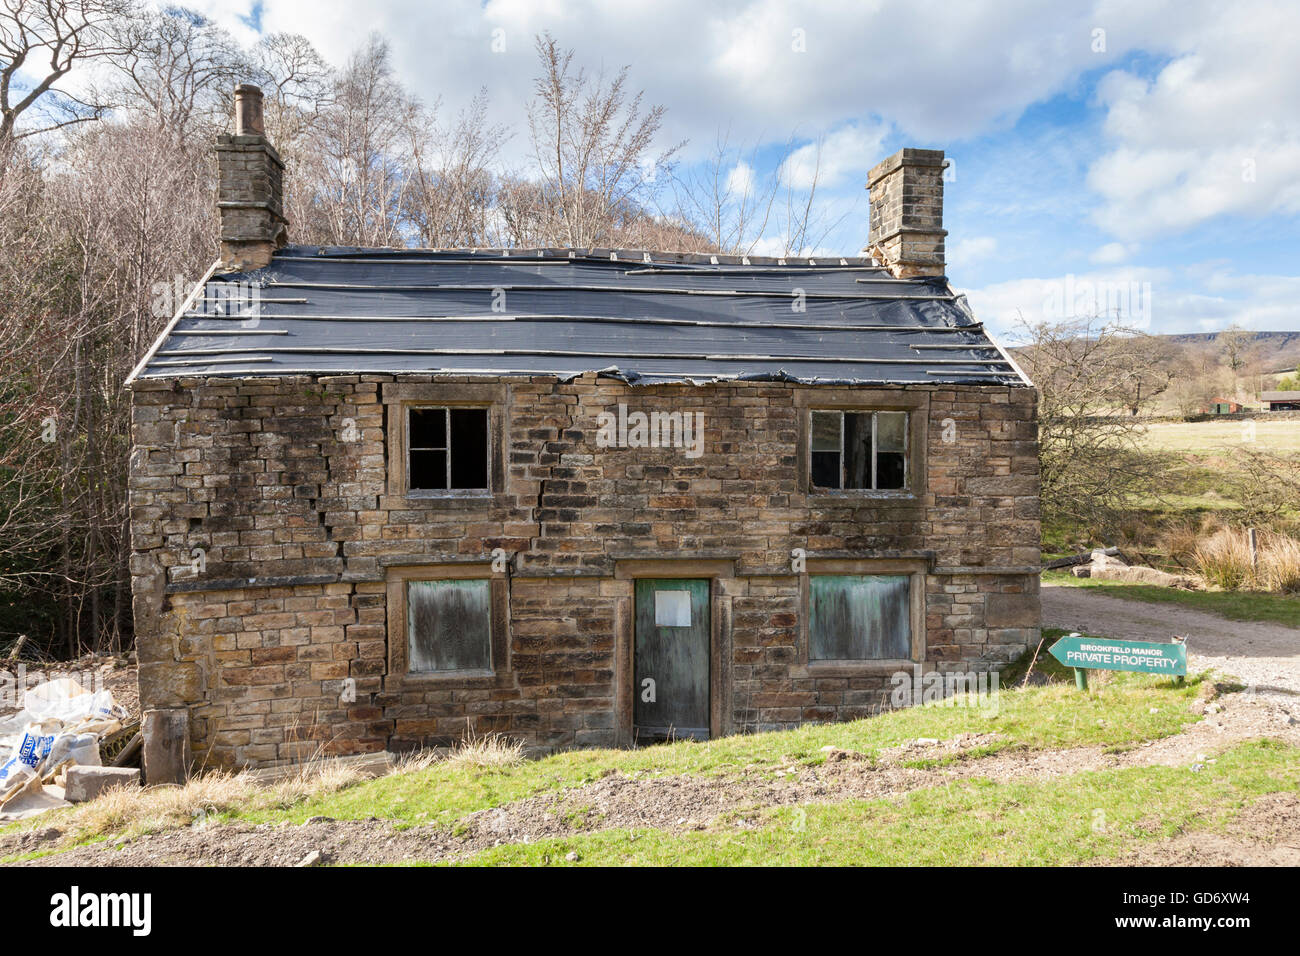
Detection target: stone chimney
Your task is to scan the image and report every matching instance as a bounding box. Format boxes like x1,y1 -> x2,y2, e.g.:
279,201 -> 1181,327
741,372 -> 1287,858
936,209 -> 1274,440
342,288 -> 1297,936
215,84 -> 287,272
865,148 -> 946,278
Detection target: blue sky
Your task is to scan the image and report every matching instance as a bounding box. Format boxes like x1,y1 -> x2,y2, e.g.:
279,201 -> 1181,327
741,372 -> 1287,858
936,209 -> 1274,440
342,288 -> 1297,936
176,1 -> 1300,338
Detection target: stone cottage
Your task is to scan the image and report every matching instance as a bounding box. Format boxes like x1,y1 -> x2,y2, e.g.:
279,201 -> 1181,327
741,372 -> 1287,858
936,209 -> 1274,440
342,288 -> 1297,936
127,86 -> 1039,780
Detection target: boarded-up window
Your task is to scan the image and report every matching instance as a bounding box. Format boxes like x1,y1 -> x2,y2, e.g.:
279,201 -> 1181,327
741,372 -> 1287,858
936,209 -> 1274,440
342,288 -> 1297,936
406,579 -> 491,672
408,406 -> 489,491
810,410 -> 907,490
809,574 -> 911,661
654,589 -> 692,627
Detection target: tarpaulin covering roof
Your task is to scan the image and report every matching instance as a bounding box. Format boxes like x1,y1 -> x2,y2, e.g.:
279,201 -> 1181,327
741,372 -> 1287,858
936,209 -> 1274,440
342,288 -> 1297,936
129,246 -> 1030,386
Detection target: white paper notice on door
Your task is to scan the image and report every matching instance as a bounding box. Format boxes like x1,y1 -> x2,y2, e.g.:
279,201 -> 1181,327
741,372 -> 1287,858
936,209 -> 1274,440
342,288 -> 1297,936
654,590 -> 692,627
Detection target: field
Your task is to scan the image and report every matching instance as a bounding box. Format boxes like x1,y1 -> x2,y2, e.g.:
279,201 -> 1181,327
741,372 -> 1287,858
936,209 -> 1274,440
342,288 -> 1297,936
1043,416 -> 1299,556
1142,420 -> 1300,454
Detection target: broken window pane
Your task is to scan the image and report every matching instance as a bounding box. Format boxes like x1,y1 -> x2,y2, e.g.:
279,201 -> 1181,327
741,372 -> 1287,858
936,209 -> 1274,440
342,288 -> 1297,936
409,407 -> 446,450
843,413 -> 872,489
811,450 -> 840,488
409,449 -> 447,490
809,575 -> 911,661
449,408 -> 488,489
408,406 -> 489,491
407,579 -> 491,672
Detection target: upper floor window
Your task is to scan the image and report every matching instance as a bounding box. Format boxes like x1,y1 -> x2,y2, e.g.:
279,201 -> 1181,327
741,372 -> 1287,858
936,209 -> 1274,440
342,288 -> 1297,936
811,410 -> 907,491
407,406 -> 488,492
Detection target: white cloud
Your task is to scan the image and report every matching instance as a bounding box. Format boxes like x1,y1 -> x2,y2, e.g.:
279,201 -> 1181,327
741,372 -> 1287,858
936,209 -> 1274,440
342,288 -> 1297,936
1086,0 -> 1300,237
950,236 -> 999,269
1089,241 -> 1134,265
778,122 -> 890,190
179,0 -> 1122,160
726,161 -> 755,195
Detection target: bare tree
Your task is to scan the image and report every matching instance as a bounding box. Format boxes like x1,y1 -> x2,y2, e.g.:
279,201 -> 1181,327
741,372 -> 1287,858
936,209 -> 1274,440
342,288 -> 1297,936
0,0 -> 133,142
294,33 -> 425,247
103,5 -> 245,140
526,31 -> 681,247
668,130 -> 778,254
1013,315 -> 1173,535
1218,324 -> 1253,375
668,130 -> 853,256
406,89 -> 507,248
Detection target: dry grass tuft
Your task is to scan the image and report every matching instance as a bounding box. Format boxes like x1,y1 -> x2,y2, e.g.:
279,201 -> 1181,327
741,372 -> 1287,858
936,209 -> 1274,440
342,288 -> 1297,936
444,731 -> 525,770
1193,526 -> 1300,593
1261,532 -> 1300,593
393,748 -> 443,773
52,757 -> 365,849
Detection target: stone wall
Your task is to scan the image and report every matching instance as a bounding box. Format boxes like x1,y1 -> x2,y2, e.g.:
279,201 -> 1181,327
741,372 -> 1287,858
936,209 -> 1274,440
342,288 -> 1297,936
128,374 -> 1040,768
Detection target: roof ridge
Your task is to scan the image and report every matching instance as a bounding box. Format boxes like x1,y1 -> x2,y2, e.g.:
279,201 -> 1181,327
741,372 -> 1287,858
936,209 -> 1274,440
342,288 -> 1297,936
275,245 -> 890,270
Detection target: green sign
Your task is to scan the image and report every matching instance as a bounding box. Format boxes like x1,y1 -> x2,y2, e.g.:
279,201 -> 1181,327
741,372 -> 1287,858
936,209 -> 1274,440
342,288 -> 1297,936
1049,634 -> 1187,676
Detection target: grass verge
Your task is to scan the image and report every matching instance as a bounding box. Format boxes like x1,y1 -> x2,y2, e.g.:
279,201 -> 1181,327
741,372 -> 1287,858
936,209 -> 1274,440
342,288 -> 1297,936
454,739 -> 1299,866
1043,570 -> 1300,627
230,670 -> 1205,832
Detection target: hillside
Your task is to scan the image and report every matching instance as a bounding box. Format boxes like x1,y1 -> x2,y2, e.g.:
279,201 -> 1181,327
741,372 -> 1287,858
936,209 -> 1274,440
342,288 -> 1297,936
1163,330 -> 1300,374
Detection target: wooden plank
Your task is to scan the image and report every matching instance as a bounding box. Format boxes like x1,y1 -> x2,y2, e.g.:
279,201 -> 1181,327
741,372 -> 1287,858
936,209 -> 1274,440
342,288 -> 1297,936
634,579 -> 710,740
407,579 -> 491,672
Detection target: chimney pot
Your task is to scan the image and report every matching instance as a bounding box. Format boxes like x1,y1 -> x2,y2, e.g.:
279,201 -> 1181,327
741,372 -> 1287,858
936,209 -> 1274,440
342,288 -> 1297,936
234,83 -> 265,137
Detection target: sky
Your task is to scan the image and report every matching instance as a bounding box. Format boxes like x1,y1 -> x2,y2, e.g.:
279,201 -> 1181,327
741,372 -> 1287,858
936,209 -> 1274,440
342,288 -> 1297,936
167,1 -> 1300,339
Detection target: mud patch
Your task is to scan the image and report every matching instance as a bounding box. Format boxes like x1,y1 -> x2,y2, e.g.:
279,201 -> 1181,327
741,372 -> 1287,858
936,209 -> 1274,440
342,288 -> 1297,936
1110,792 -> 1300,867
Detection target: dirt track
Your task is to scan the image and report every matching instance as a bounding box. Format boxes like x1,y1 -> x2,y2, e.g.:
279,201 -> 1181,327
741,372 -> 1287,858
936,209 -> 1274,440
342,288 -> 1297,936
1041,584 -> 1300,705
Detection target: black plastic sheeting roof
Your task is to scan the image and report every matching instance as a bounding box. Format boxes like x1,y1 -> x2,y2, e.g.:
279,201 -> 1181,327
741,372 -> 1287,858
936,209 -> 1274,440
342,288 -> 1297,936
130,246 -> 1030,386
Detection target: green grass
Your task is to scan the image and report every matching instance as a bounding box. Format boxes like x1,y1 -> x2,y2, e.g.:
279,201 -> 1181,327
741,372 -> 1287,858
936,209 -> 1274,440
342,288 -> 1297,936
1043,570 -> 1300,627
237,671 -> 1205,830
999,628 -> 1078,685
454,739 -> 1300,866
1141,420 -> 1300,454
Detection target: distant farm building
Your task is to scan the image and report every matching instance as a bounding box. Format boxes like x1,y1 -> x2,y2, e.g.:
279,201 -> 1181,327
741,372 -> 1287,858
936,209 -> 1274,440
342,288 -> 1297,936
1262,391 -> 1300,411
1205,398 -> 1242,414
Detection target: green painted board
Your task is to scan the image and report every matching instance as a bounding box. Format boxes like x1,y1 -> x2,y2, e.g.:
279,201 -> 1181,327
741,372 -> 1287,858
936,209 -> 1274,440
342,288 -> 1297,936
1048,635 -> 1186,676
407,578 -> 491,672
808,574 -> 910,661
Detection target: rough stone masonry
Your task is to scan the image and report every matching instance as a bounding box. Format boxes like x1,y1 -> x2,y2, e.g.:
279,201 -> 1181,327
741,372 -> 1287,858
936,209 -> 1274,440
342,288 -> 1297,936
128,373 -> 1039,770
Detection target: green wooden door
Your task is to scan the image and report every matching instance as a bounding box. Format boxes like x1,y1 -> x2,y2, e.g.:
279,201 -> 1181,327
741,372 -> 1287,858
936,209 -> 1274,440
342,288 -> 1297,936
634,578 -> 710,741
